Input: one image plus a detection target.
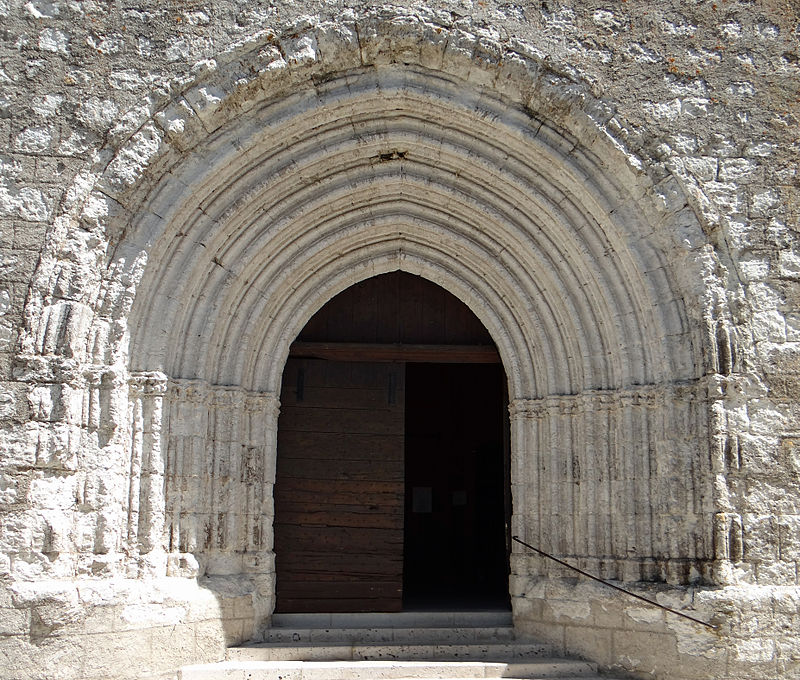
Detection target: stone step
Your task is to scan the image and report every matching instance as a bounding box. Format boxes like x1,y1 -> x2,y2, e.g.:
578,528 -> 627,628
271,612 -> 514,629
179,611 -> 626,680
261,626 -> 518,644
178,659 -> 600,680
227,641 -> 555,662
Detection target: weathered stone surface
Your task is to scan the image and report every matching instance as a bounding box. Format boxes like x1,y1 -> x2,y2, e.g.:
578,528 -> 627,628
0,1 -> 797,678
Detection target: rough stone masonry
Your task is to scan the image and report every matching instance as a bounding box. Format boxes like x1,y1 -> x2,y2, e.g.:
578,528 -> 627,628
0,0 -> 798,679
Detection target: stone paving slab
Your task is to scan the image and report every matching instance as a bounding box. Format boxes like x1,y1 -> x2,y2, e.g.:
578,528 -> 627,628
263,627 -> 518,644
271,613 -> 514,629
227,642 -> 556,662
178,659 -> 600,680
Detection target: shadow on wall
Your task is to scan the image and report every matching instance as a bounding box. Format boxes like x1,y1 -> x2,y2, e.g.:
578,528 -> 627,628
1,576 -> 235,680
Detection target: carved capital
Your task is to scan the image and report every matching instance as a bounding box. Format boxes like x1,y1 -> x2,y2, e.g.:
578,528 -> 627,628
128,371 -> 169,397
508,398 -> 547,419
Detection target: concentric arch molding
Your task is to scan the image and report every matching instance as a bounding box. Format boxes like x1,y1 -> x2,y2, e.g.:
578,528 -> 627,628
115,60 -> 707,400
24,11 -> 716,403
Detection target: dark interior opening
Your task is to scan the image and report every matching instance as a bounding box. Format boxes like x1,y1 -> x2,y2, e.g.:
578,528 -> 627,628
274,272 -> 511,613
403,362 -> 510,610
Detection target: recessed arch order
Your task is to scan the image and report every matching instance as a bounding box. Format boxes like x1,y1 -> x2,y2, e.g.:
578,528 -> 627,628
128,65 -> 697,397
109,53 -> 714,618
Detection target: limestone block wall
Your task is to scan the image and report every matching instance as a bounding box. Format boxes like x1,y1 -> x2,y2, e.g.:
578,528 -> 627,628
1,578 -> 227,680
0,2 -> 797,679
511,571 -> 800,680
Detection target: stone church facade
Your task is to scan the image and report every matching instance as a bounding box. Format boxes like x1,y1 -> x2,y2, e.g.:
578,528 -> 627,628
0,1 -> 798,678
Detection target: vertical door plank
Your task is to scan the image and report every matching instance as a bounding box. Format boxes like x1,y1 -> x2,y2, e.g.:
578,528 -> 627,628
274,358 -> 405,612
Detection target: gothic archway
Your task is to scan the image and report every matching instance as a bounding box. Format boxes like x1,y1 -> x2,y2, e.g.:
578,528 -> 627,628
9,6 -> 784,677
115,63 -> 710,630
24,24 -> 716,646
273,272 -> 511,612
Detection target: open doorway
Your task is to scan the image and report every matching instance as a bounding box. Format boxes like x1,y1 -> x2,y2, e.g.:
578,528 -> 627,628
273,273 -> 511,612
403,362 -> 510,610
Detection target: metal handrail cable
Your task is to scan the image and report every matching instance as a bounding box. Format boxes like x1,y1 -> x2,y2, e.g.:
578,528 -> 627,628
511,536 -> 718,630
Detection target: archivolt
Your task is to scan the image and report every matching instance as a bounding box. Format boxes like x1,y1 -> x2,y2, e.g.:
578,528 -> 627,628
124,65 -> 699,400
16,14 -> 719,589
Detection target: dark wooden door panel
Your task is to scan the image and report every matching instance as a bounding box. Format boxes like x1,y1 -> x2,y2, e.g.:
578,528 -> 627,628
277,432 -> 404,461
278,407 -> 404,436
403,363 -> 510,609
279,581 -> 402,599
274,358 -> 405,612
275,477 -> 403,501
278,551 -> 403,574
275,524 -> 404,550
276,509 -> 403,530
282,386 -> 400,409
273,457 -> 404,481
297,272 -> 494,345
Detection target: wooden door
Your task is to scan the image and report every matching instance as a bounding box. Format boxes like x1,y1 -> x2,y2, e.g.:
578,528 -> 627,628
274,358 -> 405,612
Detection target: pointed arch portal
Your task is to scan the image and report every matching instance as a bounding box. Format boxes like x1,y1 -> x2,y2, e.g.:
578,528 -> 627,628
10,3 -> 795,676
273,272 -> 511,612
104,58 -> 713,634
